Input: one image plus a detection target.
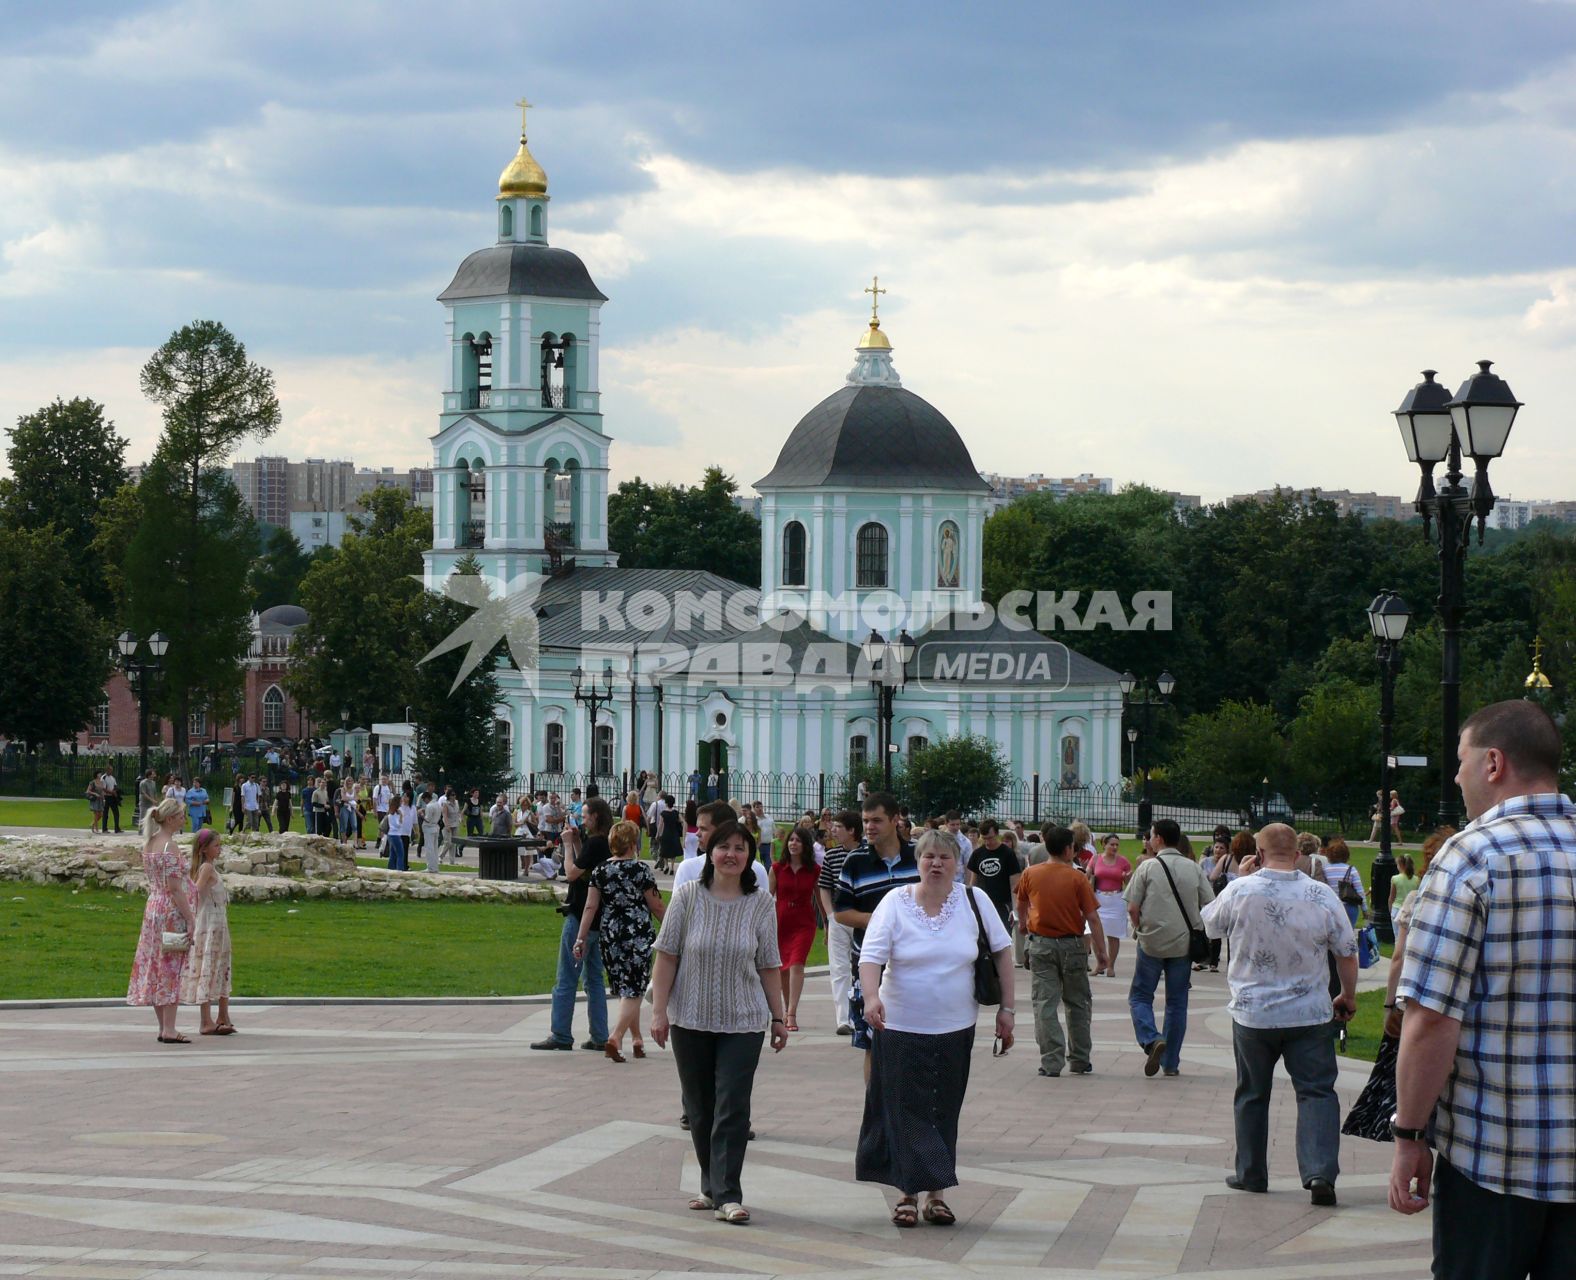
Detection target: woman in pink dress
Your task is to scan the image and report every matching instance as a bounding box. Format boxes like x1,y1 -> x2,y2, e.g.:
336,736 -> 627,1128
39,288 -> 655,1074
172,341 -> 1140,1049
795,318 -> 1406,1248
770,826 -> 820,1030
180,828 -> 236,1036
127,796 -> 196,1043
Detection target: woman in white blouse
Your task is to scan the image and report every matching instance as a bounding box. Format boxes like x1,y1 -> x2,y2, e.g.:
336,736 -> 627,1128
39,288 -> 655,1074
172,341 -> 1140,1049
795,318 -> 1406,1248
857,829 -> 1015,1228
651,819 -> 787,1226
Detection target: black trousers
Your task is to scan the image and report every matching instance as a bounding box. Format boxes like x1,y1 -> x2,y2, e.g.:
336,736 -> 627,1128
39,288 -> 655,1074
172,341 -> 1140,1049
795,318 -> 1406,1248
1434,1157 -> 1576,1279
104,795 -> 121,832
670,1026 -> 764,1207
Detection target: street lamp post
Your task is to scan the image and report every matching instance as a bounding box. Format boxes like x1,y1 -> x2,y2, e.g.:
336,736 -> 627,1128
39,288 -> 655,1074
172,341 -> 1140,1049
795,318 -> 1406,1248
862,629 -> 916,792
1367,590 -> 1412,944
115,630 -> 170,803
1119,669 -> 1175,834
572,662 -> 615,797
1394,362 -> 1522,828
1126,726 -> 1138,778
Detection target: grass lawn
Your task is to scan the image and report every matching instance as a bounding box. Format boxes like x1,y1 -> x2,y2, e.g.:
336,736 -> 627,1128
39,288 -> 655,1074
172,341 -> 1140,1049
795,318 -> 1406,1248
0,798 -> 104,830
2,877 -> 828,1000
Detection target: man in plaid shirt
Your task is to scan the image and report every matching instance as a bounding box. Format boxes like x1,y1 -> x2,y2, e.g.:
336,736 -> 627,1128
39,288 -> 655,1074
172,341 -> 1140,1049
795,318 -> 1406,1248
1391,700 -> 1574,1277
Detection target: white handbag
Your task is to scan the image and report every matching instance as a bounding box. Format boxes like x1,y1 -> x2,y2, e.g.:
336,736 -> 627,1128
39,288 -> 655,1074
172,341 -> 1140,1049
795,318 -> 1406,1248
161,930 -> 191,954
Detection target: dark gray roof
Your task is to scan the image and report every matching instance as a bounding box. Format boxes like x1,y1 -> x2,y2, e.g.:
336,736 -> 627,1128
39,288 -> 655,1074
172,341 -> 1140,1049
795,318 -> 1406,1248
756,385 -> 989,492
257,604 -> 308,631
439,244 -> 607,303
531,566 -> 758,651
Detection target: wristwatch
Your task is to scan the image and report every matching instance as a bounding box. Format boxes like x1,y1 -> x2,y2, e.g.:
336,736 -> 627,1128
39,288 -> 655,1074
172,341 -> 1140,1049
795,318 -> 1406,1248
1389,1113 -> 1427,1142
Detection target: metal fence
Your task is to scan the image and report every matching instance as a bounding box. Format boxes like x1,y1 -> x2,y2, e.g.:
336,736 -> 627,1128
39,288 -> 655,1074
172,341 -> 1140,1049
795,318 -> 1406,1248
1,748 -> 278,802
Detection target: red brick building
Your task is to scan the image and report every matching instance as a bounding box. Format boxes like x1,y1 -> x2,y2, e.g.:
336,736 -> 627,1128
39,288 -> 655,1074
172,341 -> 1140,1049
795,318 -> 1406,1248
77,605 -> 314,751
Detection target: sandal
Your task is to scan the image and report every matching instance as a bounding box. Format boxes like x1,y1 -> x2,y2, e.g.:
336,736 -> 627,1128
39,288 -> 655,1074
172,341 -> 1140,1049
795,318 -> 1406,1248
631,1040 -> 646,1059
922,1198 -> 956,1226
213,1024 -> 237,1035
892,1197 -> 918,1228
715,1202 -> 750,1224
603,1040 -> 627,1064
157,1034 -> 190,1044
688,1194 -> 715,1211
784,1015 -> 799,1032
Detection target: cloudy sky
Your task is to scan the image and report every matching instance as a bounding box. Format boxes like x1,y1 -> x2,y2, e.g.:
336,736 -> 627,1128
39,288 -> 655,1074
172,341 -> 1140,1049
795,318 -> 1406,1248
3,0 -> 1576,501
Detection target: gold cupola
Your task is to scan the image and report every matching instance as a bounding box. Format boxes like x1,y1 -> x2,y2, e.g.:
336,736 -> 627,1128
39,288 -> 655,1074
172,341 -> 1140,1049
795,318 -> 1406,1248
498,98 -> 548,200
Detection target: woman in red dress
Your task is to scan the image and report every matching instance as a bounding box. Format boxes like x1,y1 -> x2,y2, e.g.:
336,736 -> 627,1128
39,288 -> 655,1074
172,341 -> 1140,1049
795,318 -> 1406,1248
770,825 -> 820,1030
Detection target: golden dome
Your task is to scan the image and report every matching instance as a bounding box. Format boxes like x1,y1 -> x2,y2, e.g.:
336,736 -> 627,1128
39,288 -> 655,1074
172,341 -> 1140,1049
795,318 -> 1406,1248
857,319 -> 892,350
498,136 -> 547,200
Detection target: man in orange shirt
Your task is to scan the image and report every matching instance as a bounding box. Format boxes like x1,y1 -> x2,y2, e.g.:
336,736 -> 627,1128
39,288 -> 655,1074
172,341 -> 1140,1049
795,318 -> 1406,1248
1017,825 -> 1109,1077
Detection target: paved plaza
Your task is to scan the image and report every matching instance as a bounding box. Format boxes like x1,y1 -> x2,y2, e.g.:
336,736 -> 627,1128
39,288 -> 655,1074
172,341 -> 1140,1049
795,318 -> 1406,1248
0,967 -> 1431,1279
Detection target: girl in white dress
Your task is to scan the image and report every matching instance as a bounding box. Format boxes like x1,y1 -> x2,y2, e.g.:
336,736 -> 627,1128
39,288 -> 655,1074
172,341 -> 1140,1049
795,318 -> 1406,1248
180,828 -> 236,1035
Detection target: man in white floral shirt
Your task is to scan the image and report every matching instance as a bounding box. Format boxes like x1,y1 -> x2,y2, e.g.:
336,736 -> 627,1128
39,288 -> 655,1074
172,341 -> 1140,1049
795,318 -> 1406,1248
1203,822 -> 1357,1206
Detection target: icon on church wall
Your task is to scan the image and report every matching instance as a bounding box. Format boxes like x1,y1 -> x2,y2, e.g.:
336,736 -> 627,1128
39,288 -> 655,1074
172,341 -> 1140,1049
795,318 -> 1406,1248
938,521 -> 960,589
1060,734 -> 1081,788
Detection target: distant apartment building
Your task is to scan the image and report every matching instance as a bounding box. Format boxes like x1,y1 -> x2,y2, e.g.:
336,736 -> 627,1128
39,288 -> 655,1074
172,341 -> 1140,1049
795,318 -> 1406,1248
230,456 -> 435,545
1228,486 -> 1418,522
981,471 -> 1114,506
1489,497 -> 1576,530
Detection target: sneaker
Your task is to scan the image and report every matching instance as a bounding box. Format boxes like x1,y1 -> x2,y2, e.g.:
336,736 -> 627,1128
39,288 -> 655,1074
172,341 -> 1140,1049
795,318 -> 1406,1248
1163,1068 -> 1180,1077
529,1037 -> 573,1051
1308,1178 -> 1337,1206
835,1025 -> 854,1036
1144,1039 -> 1167,1077
1225,1176 -> 1268,1193
579,1039 -> 604,1051
680,1115 -> 690,1130
1070,1063 -> 1093,1075
1037,1067 -> 1060,1077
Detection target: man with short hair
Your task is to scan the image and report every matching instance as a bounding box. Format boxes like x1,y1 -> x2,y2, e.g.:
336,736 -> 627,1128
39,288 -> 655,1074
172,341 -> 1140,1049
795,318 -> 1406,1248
1390,700 -> 1576,1276
673,801 -> 755,892
945,810 -> 973,866
1017,825 -> 1106,1077
1125,817 -> 1213,1077
817,809 -> 862,1036
532,795 -> 614,1052
834,792 -> 919,1079
102,768 -> 121,833
240,773 -> 261,831
753,800 -> 775,866
1205,822 -> 1356,1205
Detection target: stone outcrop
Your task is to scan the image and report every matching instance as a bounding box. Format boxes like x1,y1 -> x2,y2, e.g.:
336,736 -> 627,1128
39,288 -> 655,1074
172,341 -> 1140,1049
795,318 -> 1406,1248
0,832 -> 562,905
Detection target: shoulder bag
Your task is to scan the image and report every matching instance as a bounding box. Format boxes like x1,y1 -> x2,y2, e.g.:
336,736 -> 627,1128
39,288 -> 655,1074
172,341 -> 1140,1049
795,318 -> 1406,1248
1154,855 -> 1212,964
964,886 -> 1003,1006
1338,865 -> 1365,908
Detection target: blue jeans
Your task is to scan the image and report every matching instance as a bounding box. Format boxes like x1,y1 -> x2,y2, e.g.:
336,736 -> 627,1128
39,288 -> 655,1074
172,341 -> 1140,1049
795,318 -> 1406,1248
1128,948 -> 1191,1072
386,834 -> 407,871
548,915 -> 609,1046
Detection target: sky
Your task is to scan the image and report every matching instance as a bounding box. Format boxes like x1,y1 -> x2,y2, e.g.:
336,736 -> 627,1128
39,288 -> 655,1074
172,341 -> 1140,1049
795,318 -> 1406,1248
3,0 -> 1576,501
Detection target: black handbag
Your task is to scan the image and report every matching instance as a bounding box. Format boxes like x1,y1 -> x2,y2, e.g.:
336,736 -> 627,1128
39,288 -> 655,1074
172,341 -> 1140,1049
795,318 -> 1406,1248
1155,855 -> 1212,965
965,886 -> 1003,1006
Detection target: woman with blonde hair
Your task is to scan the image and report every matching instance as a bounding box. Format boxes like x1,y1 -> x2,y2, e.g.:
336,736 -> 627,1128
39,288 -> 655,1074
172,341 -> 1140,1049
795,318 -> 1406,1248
181,827 -> 236,1035
574,819 -> 665,1062
1069,821 -> 1096,870
127,797 -> 195,1043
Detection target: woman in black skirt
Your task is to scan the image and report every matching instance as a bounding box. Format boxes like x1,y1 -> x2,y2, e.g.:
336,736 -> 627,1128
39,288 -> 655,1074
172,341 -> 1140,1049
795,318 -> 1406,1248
857,829 -> 1015,1227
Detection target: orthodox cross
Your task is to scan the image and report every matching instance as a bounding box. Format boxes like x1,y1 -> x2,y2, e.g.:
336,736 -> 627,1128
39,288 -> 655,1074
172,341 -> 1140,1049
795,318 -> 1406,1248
515,96 -> 533,138
864,276 -> 887,325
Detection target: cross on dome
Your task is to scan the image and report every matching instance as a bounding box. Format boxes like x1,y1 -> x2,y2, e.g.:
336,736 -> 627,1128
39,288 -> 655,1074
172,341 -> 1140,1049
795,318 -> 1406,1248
865,275 -> 886,325
515,96 -> 533,139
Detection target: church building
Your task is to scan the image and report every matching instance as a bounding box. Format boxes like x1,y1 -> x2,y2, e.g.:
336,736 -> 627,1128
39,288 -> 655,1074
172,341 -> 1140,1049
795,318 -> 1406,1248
422,110 -> 1123,799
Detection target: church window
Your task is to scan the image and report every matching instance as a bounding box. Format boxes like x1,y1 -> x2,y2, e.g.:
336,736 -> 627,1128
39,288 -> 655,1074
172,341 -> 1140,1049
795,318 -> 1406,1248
529,204 -> 543,238
856,523 -> 888,588
906,735 -> 929,757
494,717 -> 512,765
93,698 -> 110,736
545,722 -> 564,772
849,735 -> 869,769
594,723 -> 615,779
499,204 -> 514,239
781,521 -> 807,586
540,333 -> 570,408
262,686 -> 285,734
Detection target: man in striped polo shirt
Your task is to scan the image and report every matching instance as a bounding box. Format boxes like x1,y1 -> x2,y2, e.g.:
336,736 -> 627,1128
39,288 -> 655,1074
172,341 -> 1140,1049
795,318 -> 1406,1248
817,809 -> 863,1036
834,792 -> 919,1080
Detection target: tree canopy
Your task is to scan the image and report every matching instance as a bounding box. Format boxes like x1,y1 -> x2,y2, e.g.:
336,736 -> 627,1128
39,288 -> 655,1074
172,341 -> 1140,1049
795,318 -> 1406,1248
608,466 -> 761,584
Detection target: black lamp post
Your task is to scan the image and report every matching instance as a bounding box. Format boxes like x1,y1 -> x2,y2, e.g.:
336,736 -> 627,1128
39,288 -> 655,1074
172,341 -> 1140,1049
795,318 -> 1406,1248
1126,726 -> 1138,777
115,630 -> 170,793
1367,589 -> 1412,944
862,628 -> 916,791
1119,669 -> 1175,834
1394,362 -> 1521,828
572,661 -> 615,796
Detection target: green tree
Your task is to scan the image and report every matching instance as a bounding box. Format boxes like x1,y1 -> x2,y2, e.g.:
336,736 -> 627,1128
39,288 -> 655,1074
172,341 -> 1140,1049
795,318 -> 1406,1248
608,467 -> 761,584
1167,699 -> 1287,802
137,321 -> 280,755
121,459 -> 256,744
0,397 -> 128,614
1287,679 -> 1379,805
0,525 -> 113,748
249,526 -> 314,610
289,490 -> 433,727
410,555 -> 512,797
904,734 -> 1012,818
90,481 -> 144,624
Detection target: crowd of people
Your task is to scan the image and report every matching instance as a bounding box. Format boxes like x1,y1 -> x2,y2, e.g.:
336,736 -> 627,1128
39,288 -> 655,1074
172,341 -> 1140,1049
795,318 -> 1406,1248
110,697 -> 1573,1276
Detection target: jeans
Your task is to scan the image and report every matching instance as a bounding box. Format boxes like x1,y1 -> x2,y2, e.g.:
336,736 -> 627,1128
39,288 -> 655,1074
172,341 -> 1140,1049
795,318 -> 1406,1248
826,921 -> 853,1030
1128,947 -> 1191,1072
386,834 -> 407,871
303,805 -> 315,835
189,810 -> 206,832
1230,1020 -> 1340,1188
1433,1156 -> 1576,1279
1027,934 -> 1093,1073
547,915 -> 608,1046
670,1025 -> 764,1207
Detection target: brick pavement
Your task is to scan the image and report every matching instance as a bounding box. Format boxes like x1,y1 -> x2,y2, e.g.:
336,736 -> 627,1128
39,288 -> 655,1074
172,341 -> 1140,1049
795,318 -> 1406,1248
0,964 -> 1432,1278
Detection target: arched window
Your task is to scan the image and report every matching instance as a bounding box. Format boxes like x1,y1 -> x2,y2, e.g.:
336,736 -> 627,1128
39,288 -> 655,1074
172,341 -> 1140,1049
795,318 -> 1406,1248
262,686 -> 285,734
781,520 -> 807,586
499,204 -> 514,239
856,522 -> 888,588
545,722 -> 564,773
594,724 -> 615,779
906,735 -> 929,757
849,735 -> 869,769
529,204 -> 543,238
